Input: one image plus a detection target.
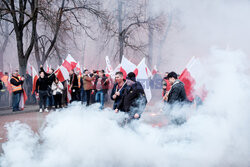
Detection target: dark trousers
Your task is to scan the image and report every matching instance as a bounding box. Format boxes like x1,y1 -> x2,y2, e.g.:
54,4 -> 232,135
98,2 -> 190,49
12,92 -> 21,111
71,87 -> 79,102
53,94 -> 62,108
85,90 -> 91,106
39,90 -> 48,109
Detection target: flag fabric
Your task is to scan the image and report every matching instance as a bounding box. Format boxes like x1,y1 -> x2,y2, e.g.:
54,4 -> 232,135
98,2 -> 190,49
19,89 -> 28,110
66,81 -> 71,103
62,54 -> 77,72
31,66 -> 39,95
136,58 -> 152,102
120,56 -> 137,79
151,65 -> 158,76
26,63 -> 32,76
105,56 -> 113,74
55,54 -> 77,82
75,62 -> 82,76
179,56 -> 207,101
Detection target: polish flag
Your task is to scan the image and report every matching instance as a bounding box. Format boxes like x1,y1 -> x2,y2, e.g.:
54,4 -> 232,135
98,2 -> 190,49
19,89 -> 28,110
26,63 -> 32,76
55,54 -> 77,82
151,65 -> 158,76
105,56 -> 113,74
55,66 -> 70,82
62,54 -> 77,72
120,56 -> 137,79
179,56 -> 207,101
136,58 -> 152,102
67,81 -> 71,103
75,62 -> 82,76
31,66 -> 39,95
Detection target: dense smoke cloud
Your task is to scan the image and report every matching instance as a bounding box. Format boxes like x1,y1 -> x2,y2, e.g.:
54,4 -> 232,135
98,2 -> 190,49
1,49 -> 250,167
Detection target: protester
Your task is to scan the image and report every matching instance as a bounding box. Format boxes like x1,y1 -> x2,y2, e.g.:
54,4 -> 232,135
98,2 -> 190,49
10,71 -> 24,112
36,71 -> 49,112
166,71 -> 187,104
115,72 -> 147,124
79,73 -> 85,104
162,72 -> 171,103
69,70 -> 79,102
51,77 -> 64,109
0,79 -> 3,101
40,65 -> 56,110
93,70 -> 109,109
83,69 -> 94,106
110,72 -> 127,110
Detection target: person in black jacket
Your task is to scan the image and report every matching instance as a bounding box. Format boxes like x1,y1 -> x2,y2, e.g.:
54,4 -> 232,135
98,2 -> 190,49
115,72 -> 147,124
110,72 -> 127,110
69,70 -> 79,102
40,65 -> 56,109
36,71 -> 49,112
166,71 -> 187,105
10,71 -> 25,112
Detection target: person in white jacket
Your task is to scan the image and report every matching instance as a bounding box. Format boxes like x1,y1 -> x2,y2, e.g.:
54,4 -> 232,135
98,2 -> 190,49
51,77 -> 64,109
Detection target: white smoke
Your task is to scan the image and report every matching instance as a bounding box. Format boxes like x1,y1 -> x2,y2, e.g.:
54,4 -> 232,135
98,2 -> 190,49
1,49 -> 250,167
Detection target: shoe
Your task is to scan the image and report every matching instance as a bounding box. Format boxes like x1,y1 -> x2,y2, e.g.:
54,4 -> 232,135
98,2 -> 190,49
45,108 -> 49,112
39,109 -> 43,113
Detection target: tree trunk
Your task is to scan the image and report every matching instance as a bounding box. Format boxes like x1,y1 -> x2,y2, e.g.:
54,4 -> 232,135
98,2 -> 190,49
157,13 -> 172,68
118,0 -> 123,63
148,25 -> 154,69
0,22 -> 9,71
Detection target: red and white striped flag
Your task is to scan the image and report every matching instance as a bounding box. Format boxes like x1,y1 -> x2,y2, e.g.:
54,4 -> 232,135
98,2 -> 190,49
151,65 -> 157,76
19,89 -> 28,110
31,66 -> 39,95
179,56 -> 207,101
120,56 -> 137,79
136,58 -> 152,102
55,54 -> 77,82
75,62 -> 82,76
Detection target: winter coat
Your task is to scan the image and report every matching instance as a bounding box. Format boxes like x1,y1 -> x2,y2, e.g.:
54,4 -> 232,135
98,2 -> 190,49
10,76 -> 24,94
110,81 -> 127,109
83,75 -> 93,90
167,79 -> 187,104
117,80 -> 147,117
40,67 -> 55,86
93,75 -> 110,93
35,77 -> 49,93
51,81 -> 64,95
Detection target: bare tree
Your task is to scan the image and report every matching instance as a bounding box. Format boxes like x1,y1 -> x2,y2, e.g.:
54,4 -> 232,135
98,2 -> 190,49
0,20 -> 10,71
0,0 -> 38,75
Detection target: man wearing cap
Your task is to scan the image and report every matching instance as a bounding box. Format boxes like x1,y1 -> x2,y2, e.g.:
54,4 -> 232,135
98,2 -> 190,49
166,71 -> 187,104
10,71 -> 25,112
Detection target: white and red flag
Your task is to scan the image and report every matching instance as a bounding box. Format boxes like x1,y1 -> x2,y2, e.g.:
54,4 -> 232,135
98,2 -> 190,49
19,90 -> 28,110
55,54 -> 77,82
151,65 -> 158,76
179,56 -> 207,101
136,58 -> 152,102
120,56 -> 137,79
75,62 -> 82,76
31,66 -> 39,95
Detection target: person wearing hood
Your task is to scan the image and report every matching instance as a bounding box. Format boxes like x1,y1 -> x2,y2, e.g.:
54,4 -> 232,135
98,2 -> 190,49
115,72 -> 147,124
166,71 -> 187,104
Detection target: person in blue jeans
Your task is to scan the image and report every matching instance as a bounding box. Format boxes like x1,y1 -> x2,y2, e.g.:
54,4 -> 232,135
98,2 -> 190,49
10,71 -> 25,112
94,70 -> 109,109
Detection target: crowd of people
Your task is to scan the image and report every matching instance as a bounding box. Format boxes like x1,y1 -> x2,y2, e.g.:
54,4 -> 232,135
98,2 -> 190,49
0,65 -> 198,124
